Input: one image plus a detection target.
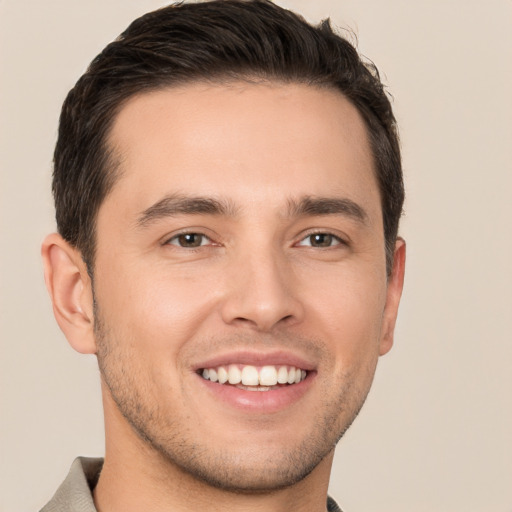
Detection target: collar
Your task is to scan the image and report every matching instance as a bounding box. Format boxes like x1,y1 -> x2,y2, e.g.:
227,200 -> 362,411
41,457 -> 343,512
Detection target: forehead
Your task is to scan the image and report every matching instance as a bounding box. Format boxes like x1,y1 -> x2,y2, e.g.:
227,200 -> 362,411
103,81 -> 380,221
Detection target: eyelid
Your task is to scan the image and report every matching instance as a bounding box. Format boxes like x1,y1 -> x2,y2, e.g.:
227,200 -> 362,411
295,230 -> 349,247
162,230 -> 215,247
160,228 -> 348,248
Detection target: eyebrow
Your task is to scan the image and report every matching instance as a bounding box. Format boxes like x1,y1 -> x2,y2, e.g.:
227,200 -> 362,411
136,193 -> 368,229
136,194 -> 239,228
286,196 -> 369,224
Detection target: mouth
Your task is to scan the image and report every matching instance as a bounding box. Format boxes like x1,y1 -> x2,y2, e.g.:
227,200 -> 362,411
193,351 -> 316,412
199,364 -> 308,392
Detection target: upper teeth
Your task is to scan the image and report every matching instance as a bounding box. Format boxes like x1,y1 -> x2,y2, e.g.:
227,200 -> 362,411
201,364 -> 307,386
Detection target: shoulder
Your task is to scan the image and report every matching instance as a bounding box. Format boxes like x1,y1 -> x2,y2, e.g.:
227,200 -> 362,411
40,457 -> 103,512
327,495 -> 344,512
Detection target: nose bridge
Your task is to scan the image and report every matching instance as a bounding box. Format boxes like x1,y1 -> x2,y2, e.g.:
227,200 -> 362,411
220,238 -> 302,331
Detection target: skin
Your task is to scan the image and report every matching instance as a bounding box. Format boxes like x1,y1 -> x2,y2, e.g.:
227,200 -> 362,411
42,81 -> 405,512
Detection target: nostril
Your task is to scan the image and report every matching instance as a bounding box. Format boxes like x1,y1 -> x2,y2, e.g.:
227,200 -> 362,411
230,313 -> 295,330
219,273 -> 304,331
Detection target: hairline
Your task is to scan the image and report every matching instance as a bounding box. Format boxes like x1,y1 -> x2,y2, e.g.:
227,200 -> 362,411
83,75 -> 391,276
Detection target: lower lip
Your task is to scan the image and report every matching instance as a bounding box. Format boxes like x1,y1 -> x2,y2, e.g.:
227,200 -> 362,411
197,373 -> 315,413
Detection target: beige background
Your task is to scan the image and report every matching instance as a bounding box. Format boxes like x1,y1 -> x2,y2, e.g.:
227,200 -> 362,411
1,1 -> 511,511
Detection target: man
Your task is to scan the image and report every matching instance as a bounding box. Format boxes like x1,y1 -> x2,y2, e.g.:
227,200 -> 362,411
40,1 -> 405,510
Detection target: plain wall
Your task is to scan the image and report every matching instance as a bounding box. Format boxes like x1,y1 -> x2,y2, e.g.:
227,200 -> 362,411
1,1 -> 511,511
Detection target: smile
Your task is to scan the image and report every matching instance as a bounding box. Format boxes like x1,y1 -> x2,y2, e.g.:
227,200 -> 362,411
200,364 -> 307,390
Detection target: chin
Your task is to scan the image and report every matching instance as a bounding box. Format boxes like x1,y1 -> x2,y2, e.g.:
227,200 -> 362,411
152,436 -> 333,493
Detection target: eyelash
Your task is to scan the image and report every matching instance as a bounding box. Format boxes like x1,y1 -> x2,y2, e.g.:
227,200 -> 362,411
165,232 -> 214,248
295,232 -> 346,248
164,231 -> 347,250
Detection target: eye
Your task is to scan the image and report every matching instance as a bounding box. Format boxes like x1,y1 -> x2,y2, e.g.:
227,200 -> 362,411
167,233 -> 212,248
297,233 -> 343,248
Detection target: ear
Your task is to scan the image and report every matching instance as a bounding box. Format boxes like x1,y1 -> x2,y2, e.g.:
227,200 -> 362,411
379,238 -> 406,356
41,233 -> 97,354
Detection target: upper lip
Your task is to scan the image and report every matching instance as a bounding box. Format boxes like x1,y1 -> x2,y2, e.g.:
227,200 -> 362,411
193,350 -> 317,372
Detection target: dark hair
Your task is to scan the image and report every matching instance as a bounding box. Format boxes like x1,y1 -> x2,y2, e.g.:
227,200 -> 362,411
53,0 -> 404,274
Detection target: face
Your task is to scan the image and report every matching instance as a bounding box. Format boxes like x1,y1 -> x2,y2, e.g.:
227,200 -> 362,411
92,81 -> 403,491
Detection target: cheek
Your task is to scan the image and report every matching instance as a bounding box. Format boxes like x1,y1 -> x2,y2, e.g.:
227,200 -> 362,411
94,260 -> 221,354
304,265 -> 387,363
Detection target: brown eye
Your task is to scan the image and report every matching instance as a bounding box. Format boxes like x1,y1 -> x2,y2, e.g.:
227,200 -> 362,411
297,233 -> 342,248
169,233 -> 209,248
310,234 -> 333,247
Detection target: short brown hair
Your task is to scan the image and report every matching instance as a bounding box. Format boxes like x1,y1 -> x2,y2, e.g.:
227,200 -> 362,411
53,0 -> 404,273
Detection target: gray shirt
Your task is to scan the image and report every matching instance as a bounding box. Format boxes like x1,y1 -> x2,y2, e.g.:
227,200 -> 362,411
41,457 -> 343,512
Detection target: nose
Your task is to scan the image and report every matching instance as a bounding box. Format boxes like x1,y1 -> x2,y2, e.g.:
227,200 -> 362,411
220,245 -> 304,332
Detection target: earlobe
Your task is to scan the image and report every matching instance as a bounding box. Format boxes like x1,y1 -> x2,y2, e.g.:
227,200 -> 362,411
379,238 -> 406,356
41,233 -> 97,354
